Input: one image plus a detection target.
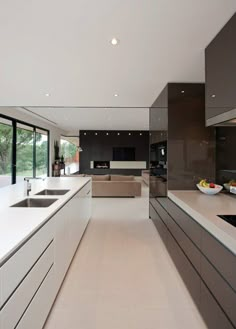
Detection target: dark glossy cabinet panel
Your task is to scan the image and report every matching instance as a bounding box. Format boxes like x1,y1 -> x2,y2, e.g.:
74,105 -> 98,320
201,255 -> 236,326
201,229 -> 236,290
150,83 -> 215,196
149,203 -> 168,244
168,84 -> 215,189
150,198 -> 236,328
200,281 -> 234,329
167,228 -> 201,307
205,13 -> 236,118
158,198 -> 202,247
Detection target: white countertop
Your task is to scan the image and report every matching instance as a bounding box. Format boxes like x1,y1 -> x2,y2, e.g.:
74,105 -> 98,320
168,190 -> 236,255
0,177 -> 91,266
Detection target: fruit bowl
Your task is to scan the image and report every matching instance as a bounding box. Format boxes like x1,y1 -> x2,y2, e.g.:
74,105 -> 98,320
197,184 -> 223,195
223,183 -> 230,191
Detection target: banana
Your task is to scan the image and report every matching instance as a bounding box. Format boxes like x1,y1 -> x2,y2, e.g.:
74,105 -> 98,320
199,179 -> 209,188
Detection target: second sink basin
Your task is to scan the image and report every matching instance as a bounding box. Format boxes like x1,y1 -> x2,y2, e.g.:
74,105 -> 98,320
11,198 -> 58,208
35,189 -> 70,196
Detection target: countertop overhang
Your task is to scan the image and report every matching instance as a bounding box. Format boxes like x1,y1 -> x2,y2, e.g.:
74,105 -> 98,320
168,190 -> 236,255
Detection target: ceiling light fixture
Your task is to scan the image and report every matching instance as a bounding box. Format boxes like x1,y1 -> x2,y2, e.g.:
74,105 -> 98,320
181,90 -> 185,94
211,94 -> 216,98
45,93 -> 51,97
110,38 -> 120,46
114,93 -> 119,97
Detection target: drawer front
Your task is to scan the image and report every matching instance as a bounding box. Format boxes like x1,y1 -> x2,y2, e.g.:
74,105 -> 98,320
167,231 -> 201,307
16,265 -> 55,329
160,198 -> 202,247
167,213 -> 201,273
151,198 -> 171,228
1,218 -> 54,307
200,281 -> 234,329
78,181 -> 91,197
201,255 -> 236,326
1,242 -> 54,329
150,203 -> 168,244
201,229 -> 236,291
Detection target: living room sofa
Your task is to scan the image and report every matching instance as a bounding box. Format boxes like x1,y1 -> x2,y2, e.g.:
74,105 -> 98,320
89,174 -> 142,197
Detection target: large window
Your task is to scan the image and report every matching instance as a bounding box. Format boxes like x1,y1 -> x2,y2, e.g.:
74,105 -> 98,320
16,123 -> 34,182
0,118 -> 13,188
36,128 -> 49,178
0,115 -> 49,188
60,137 -> 79,174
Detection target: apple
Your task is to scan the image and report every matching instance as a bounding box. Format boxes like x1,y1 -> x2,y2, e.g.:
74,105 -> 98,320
209,183 -> 215,188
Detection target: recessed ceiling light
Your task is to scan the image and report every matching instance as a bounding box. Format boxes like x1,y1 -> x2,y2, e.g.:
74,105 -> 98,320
211,94 -> 216,98
106,132 -> 109,135
181,90 -> 185,94
117,133 -> 120,135
114,93 -> 119,97
129,133 -> 131,136
95,132 -> 98,135
140,133 -> 142,136
110,38 -> 120,46
45,93 -> 51,97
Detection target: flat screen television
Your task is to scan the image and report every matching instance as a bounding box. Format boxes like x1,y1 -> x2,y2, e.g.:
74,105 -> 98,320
113,147 -> 135,161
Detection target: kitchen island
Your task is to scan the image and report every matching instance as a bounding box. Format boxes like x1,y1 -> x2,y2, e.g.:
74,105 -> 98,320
0,177 -> 92,329
150,190 -> 236,329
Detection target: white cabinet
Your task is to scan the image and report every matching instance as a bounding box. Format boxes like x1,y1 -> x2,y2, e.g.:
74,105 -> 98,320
0,179 -> 92,329
1,218 -> 54,307
54,181 -> 92,292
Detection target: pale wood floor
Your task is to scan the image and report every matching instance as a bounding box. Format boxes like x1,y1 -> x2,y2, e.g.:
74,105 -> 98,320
44,183 -> 207,329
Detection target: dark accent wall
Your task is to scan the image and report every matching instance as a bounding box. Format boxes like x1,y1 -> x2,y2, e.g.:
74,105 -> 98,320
79,130 -> 149,175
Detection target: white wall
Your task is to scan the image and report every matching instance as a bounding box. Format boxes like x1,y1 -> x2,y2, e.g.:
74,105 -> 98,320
0,107 -> 67,176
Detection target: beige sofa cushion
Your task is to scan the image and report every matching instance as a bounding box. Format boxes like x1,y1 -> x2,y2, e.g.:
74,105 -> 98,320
91,174 -> 110,181
110,175 -> 134,181
92,181 -> 141,197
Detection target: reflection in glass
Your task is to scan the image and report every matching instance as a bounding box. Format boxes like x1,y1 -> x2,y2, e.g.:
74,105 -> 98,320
149,108 -> 168,198
0,118 -> 13,187
36,128 -> 48,177
16,123 -> 34,182
60,137 -> 79,174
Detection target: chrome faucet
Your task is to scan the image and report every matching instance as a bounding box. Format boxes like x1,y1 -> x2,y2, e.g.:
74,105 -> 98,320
24,178 -> 32,196
24,177 -> 46,196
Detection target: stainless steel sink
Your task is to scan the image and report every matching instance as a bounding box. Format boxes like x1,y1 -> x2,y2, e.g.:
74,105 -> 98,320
11,198 -> 58,208
35,189 -> 70,196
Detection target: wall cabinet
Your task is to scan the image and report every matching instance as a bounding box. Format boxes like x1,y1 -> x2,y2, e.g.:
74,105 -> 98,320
205,13 -> 236,124
0,181 -> 92,329
150,198 -> 235,329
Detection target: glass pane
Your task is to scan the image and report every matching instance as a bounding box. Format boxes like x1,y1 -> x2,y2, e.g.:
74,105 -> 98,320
60,137 -> 79,174
16,123 -> 34,182
0,118 -> 13,188
36,128 -> 48,177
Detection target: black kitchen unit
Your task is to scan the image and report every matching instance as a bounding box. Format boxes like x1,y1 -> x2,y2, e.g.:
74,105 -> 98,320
149,83 -> 215,197
205,12 -> 236,126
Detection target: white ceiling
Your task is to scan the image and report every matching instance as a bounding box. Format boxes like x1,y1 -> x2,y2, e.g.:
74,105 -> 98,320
21,107 -> 149,132
0,1 -> 235,108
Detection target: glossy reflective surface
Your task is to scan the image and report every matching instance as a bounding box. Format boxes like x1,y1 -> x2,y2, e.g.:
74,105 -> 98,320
36,189 -> 70,196
11,198 -> 58,207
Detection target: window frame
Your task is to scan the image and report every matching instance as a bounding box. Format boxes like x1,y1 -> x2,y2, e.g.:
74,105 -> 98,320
0,113 -> 50,184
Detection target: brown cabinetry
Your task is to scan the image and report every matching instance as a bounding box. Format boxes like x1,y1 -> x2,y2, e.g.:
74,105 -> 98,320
150,198 -> 235,329
205,13 -> 236,124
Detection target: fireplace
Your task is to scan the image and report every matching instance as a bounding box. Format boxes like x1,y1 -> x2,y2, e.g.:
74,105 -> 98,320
94,161 -> 110,169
